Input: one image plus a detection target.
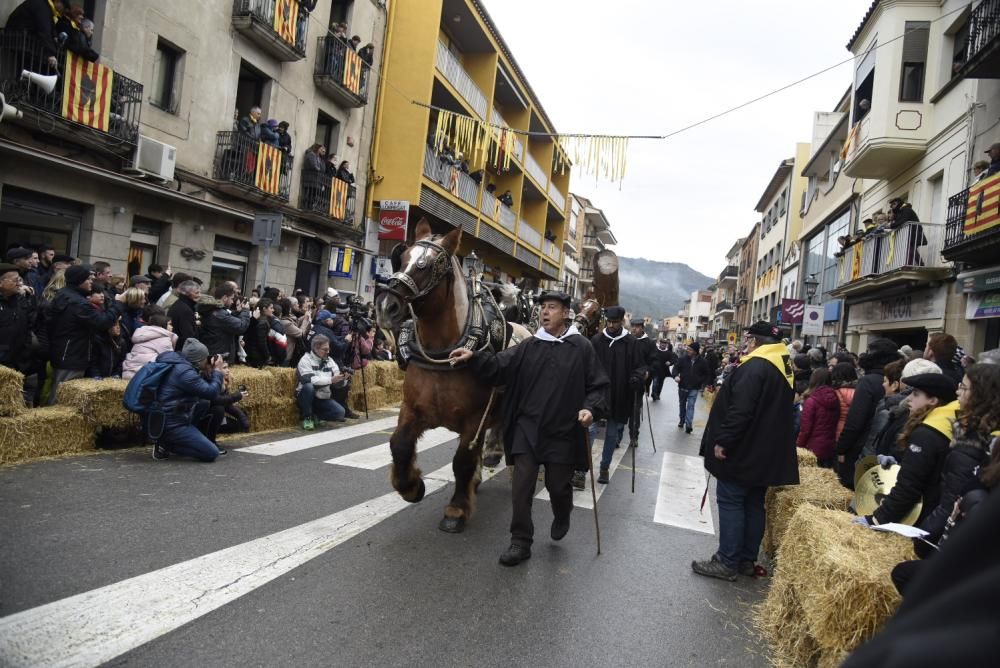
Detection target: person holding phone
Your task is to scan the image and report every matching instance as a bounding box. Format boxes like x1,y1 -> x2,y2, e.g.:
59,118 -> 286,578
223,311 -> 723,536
295,334 -> 349,431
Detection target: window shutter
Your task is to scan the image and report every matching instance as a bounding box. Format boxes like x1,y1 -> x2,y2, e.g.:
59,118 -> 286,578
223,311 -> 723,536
902,21 -> 931,63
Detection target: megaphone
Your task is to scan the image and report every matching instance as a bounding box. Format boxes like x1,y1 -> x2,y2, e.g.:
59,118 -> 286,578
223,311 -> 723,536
21,69 -> 58,95
0,93 -> 23,124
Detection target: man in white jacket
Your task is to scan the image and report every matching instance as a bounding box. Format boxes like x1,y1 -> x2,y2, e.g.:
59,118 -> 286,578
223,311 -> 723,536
296,334 -> 349,430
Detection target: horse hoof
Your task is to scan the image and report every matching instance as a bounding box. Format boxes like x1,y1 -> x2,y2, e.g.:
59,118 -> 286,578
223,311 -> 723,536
439,515 -> 466,533
401,479 -> 425,503
483,453 -> 502,467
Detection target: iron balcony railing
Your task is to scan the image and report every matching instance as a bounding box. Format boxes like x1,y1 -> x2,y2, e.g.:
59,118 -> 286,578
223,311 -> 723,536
720,265 -> 739,280
214,131 -> 292,201
518,220 -> 542,249
423,145 -> 479,208
491,106 -> 523,160
943,186 -> 1000,250
524,151 -> 548,188
834,221 -> 946,288
299,169 -> 356,224
582,234 -> 603,250
479,189 -> 516,233
715,301 -> 734,313
435,41 -> 487,118
579,267 -> 594,282
315,36 -> 370,105
547,182 -> 566,211
967,0 -> 1000,64
544,239 -> 561,262
232,0 -> 307,57
0,30 -> 142,145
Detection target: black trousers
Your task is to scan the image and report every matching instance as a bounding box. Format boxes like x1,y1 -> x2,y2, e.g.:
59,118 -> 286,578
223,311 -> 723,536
510,450 -> 574,547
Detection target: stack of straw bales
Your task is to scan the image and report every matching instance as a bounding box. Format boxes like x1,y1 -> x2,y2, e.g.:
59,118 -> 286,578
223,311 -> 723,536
764,465 -> 854,558
265,367 -> 297,396
56,379 -> 131,428
797,446 -> 819,468
756,506 -> 915,666
0,366 -> 25,418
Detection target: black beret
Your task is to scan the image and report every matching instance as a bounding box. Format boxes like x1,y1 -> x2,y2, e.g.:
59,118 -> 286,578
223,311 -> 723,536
0,263 -> 20,276
630,318 -> 644,326
5,247 -> 32,261
53,254 -> 76,264
605,305 -> 626,320
538,290 -> 570,307
745,320 -> 782,338
904,373 -> 957,403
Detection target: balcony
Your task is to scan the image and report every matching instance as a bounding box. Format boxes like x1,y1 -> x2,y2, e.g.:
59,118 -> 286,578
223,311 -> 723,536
491,107 -> 523,161
830,221 -> 951,296
544,239 -> 561,262
579,267 -> 594,284
435,41 -> 487,118
423,145 -> 479,209
479,190 -> 516,234
524,152 -> 548,188
314,37 -> 370,107
582,235 -> 603,253
213,131 -> 292,202
943,186 -> 1000,266
719,265 -> 739,283
563,233 -> 577,253
0,31 -> 142,151
842,112 -> 927,180
232,0 -> 307,61
714,301 -> 734,315
563,255 -> 579,274
517,220 -> 542,250
956,0 -> 1000,79
597,227 -> 617,245
299,170 -> 356,226
547,182 -> 566,212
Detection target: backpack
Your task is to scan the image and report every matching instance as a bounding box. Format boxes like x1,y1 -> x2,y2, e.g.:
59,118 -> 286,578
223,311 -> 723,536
122,359 -> 175,413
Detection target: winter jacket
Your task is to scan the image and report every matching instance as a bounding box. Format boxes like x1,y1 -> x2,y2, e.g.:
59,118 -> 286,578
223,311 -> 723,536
650,346 -> 677,378
935,359 -> 965,385
296,351 -> 343,400
279,315 -> 306,364
307,322 -> 350,361
836,369 -> 885,485
349,332 -> 373,370
47,287 -> 123,371
835,386 -> 856,441
0,291 -> 34,372
918,424 -> 997,543
6,0 -> 62,58
672,353 -> 712,391
154,351 -> 224,428
148,274 -> 171,304
245,317 -> 273,367
122,326 -> 177,380
797,385 -> 839,462
88,327 -> 126,378
198,305 -> 250,361
591,331 -> 648,423
167,295 -> 198,352
861,390 -> 909,458
267,318 -> 288,363
699,343 -> 798,488
872,401 -> 960,526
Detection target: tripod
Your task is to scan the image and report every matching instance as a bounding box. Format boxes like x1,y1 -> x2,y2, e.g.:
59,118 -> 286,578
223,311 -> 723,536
345,329 -> 370,420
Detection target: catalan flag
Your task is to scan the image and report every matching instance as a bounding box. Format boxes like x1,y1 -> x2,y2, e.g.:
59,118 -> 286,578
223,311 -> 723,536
328,247 -> 354,278
61,52 -> 111,132
330,176 -> 349,220
255,143 -> 282,195
343,49 -> 362,95
273,0 -> 299,45
965,172 -> 1000,236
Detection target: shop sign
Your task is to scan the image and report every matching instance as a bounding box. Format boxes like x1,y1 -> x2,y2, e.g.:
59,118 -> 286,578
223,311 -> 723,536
847,287 -> 946,327
959,267 -> 1000,293
378,200 -> 408,241
966,291 -> 1000,320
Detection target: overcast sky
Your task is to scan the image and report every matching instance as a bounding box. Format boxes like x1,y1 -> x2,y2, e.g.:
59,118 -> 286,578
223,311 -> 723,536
484,0 -> 875,277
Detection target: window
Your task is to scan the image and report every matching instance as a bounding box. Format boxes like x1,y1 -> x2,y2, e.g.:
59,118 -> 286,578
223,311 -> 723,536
329,0 -> 353,29
150,38 -> 183,113
854,43 -> 875,124
315,111 -> 341,158
900,21 -> 930,102
235,60 -> 270,122
950,18 -> 970,77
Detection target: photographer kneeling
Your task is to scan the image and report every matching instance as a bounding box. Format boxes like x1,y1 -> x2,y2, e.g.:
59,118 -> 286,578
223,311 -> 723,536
296,334 -> 350,431
152,339 -> 227,462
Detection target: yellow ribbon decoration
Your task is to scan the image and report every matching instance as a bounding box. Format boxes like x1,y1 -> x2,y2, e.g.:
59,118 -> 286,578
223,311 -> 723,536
886,230 -> 896,266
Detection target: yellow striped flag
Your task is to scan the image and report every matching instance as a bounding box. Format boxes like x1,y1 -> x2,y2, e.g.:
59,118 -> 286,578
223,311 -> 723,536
851,243 -> 863,280
61,52 -> 111,132
965,172 -> 1000,235
330,177 -> 349,220
273,0 -> 299,45
255,143 -> 282,195
343,49 -> 362,95
329,247 -> 353,278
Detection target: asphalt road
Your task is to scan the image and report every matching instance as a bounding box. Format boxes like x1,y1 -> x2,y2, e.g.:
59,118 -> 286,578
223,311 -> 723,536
0,379 -> 769,667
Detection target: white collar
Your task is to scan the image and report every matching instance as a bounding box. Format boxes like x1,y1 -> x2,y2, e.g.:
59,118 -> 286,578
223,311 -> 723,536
534,324 -> 579,343
635,333 -> 648,340
602,328 -> 628,347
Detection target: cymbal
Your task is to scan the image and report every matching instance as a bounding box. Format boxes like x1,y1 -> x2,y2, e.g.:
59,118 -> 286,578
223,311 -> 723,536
854,455 -> 878,489
854,464 -> 922,526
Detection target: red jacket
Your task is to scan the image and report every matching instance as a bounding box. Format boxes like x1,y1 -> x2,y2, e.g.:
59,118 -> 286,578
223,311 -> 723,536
797,384 -> 839,461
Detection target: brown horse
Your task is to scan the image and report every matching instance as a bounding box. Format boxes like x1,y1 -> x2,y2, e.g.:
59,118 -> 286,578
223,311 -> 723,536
574,298 -> 604,338
375,220 -> 530,533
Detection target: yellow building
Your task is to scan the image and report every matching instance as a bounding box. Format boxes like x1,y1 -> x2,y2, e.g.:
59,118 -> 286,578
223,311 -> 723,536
367,0 -> 569,285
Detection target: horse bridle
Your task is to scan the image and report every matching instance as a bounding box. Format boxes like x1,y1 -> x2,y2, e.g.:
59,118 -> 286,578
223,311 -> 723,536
383,239 -> 453,303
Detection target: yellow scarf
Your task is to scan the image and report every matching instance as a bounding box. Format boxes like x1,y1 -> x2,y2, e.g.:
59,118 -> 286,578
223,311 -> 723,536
922,400 -> 960,440
740,342 -> 794,388
48,0 -> 60,22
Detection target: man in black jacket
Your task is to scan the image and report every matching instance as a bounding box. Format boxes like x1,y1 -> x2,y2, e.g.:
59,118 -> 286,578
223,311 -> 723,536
146,264 -> 171,304
835,337 -> 899,488
167,280 -> 200,352
198,285 -> 250,361
673,341 -> 712,434
591,306 -> 648,484
693,321 -> 798,581
6,0 -> 65,69
649,339 -> 677,401
630,317 -> 656,395
46,264 -> 123,404
0,263 -> 33,376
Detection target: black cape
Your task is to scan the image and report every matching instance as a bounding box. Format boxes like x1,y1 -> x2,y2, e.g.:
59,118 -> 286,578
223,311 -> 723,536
590,330 -> 648,422
470,333 -> 609,467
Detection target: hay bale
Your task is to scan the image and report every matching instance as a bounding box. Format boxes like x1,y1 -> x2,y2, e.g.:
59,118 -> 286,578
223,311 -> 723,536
0,365 -> 25,417
56,378 -> 130,428
0,406 -> 96,465
350,386 -> 387,413
382,378 -> 404,406
764,466 -> 853,558
754,574 -> 822,668
227,366 -> 277,400
797,447 -> 818,468
369,361 -> 401,387
244,396 -> 300,432
778,506 -> 914,659
265,366 -> 297,396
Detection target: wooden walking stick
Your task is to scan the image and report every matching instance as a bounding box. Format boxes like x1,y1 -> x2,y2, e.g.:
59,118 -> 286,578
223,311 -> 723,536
645,393 -> 657,453
582,425 -> 601,555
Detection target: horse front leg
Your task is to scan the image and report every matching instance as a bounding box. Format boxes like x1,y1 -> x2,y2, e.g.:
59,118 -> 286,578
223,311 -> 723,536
439,431 -> 484,533
482,426 -> 504,468
389,410 -> 426,503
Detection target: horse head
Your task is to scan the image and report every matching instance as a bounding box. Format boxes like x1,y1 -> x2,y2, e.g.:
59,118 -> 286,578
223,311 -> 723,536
574,299 -> 602,336
375,218 -> 462,330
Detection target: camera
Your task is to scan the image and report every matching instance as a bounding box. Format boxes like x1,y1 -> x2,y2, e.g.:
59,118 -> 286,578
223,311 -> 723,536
345,294 -> 373,333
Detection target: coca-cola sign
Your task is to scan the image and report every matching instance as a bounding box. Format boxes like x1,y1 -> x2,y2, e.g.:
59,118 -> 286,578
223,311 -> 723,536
378,200 -> 408,241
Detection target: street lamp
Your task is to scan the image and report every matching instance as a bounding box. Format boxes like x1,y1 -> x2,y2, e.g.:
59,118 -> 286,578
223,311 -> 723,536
463,250 -> 482,279
805,273 -> 819,304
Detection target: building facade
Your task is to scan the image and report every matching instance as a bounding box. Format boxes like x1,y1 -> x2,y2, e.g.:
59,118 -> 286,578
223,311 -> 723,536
735,222 -> 760,328
1,0 -> 385,297
710,239 -> 741,343
573,194 -> 616,299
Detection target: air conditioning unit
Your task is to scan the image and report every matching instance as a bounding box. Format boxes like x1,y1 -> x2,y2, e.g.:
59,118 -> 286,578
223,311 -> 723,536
132,134 -> 176,181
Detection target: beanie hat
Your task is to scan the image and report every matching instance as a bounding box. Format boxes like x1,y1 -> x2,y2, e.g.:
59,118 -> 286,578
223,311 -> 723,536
65,264 -> 93,287
902,358 -> 941,379
181,338 -> 210,367
689,341 -> 701,353
316,309 -> 334,322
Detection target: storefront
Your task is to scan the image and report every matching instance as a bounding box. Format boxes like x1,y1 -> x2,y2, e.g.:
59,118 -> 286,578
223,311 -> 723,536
845,286 -> 948,350
959,267 -> 1000,353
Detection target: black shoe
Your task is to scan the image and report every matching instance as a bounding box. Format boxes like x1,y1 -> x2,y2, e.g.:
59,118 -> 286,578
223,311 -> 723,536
712,554 -> 756,577
678,421 -> 684,429
597,468 -> 610,484
571,471 -> 586,491
652,396 -> 659,401
686,426 -> 693,434
551,516 -> 570,541
152,443 -> 169,461
499,544 -> 531,566
344,410 -> 361,419
691,558 -> 737,581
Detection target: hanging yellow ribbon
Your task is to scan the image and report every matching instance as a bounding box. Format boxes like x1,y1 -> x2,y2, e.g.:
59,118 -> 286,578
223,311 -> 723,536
885,230 -> 896,266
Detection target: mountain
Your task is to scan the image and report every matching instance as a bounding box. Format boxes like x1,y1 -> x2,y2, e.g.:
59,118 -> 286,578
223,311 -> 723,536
616,257 -> 714,319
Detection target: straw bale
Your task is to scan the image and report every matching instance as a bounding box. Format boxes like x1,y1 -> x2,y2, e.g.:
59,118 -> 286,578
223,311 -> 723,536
244,396 -> 300,432
350,386 -> 387,413
264,366 -> 297,396
797,447 -> 818,468
754,574 -> 821,668
0,365 -> 26,417
0,406 -> 95,465
56,378 -> 130,428
779,506 -> 914,658
382,378 -> 404,406
369,361 -> 402,387
764,466 -> 853,558
227,366 -> 277,400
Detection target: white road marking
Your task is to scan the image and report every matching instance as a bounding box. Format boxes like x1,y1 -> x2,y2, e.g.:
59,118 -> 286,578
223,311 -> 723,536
236,416 -> 401,456
425,459 -> 507,484
534,439 -> 629,510
0,460 -> 477,668
324,427 -> 458,469
653,451 -> 715,535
